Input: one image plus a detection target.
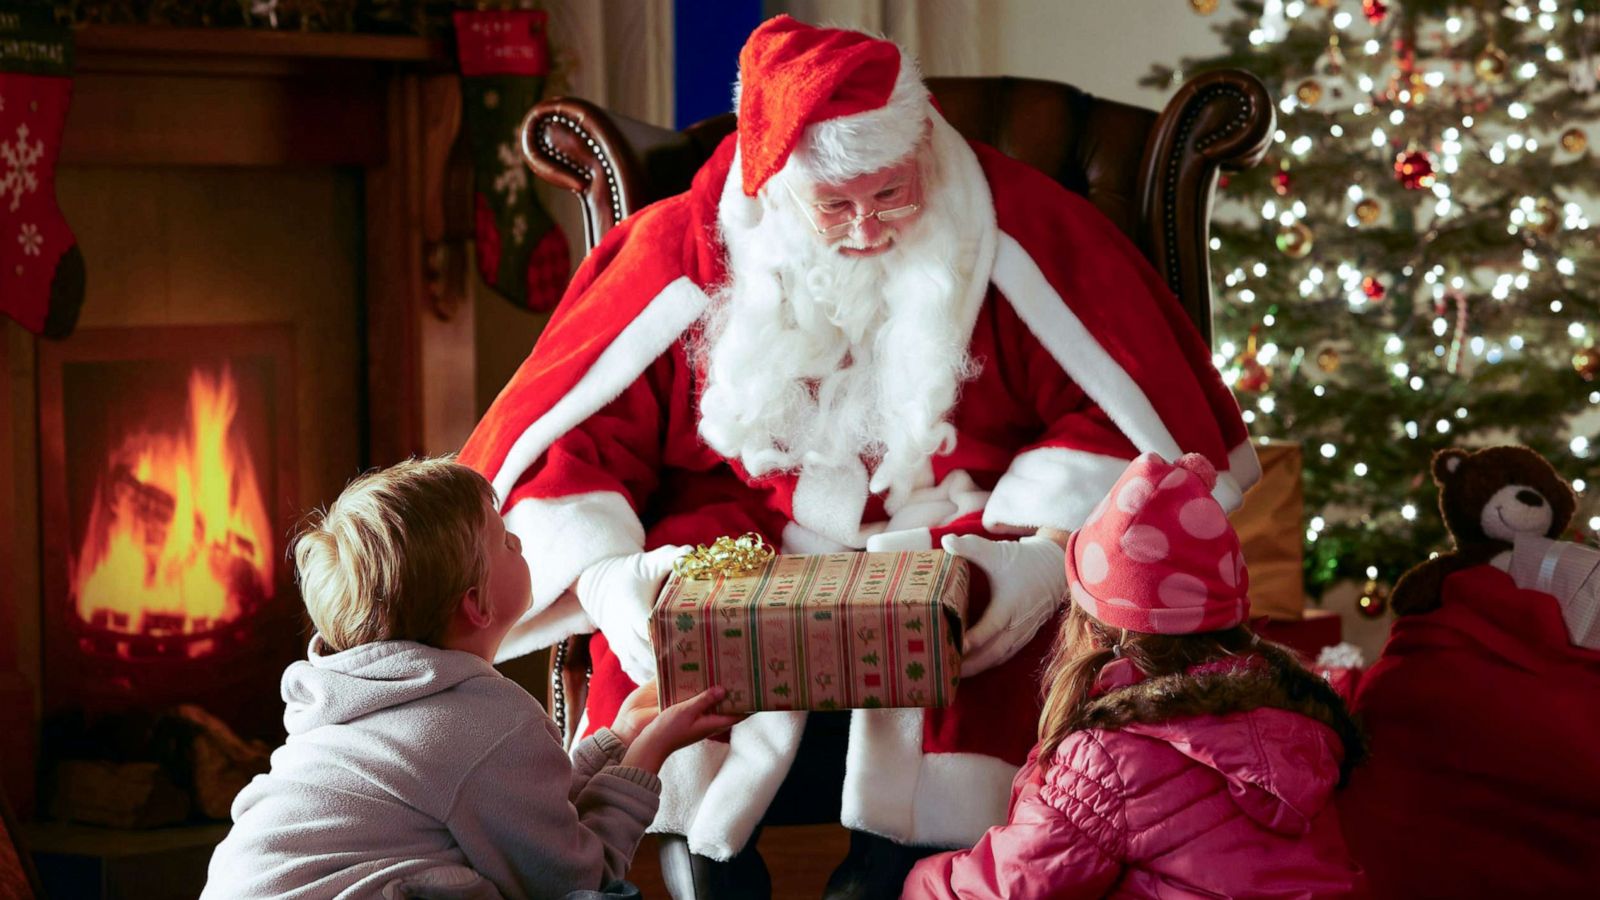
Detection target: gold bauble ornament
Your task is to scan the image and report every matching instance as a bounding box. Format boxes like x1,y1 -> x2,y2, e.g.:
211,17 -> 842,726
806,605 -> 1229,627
1475,44 -> 1509,83
1575,345 -> 1600,381
1235,326 -> 1271,393
1529,197 -> 1561,238
1275,221 -> 1315,259
1358,579 -> 1390,618
1406,70 -> 1429,104
1296,79 -> 1324,106
1189,0 -> 1218,14
1355,198 -> 1382,224
1561,127 -> 1589,154
1317,346 -> 1342,373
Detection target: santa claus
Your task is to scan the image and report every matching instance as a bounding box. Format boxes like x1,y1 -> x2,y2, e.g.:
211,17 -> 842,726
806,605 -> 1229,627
462,16 -> 1257,899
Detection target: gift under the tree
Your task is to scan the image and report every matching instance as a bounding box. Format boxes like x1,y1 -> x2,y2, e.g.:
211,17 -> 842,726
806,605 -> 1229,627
653,543 -> 969,713
1230,440 -> 1305,620
1509,534 -> 1600,650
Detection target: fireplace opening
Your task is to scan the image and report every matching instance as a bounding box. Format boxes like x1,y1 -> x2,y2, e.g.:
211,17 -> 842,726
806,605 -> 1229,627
36,325 -> 303,826
71,364 -> 276,661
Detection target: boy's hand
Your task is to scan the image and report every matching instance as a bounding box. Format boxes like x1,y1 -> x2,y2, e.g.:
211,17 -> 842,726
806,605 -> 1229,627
612,680 -> 661,745
620,686 -> 741,773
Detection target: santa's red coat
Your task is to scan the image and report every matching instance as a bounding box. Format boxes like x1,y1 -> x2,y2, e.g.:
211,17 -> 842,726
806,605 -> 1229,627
461,116 -> 1255,858
1338,566 -> 1600,896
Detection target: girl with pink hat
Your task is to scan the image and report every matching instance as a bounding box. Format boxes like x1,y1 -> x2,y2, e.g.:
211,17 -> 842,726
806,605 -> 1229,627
903,452 -> 1368,898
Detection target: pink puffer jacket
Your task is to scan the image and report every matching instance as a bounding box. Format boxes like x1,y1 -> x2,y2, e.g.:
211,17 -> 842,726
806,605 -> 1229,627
903,661 -> 1366,898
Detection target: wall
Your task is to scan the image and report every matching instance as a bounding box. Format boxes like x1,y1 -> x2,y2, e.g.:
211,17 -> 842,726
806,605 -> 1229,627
989,0 -> 1229,109
769,1 -> 1228,108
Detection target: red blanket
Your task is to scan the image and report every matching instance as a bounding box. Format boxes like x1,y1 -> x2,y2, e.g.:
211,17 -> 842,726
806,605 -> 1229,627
1338,565 -> 1600,896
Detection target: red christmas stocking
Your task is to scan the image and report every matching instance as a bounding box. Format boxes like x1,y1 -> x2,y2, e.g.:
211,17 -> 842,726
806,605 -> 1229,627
0,7 -> 84,338
454,8 -> 571,313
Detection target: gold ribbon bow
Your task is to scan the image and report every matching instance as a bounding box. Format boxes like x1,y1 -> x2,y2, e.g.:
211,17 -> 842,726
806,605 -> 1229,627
673,533 -> 775,580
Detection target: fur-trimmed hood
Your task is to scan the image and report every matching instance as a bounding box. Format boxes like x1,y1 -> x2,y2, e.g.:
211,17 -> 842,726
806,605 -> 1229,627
1077,656 -> 1363,836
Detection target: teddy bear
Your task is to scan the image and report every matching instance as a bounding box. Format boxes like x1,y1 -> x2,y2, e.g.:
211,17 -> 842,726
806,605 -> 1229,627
1390,445 -> 1576,616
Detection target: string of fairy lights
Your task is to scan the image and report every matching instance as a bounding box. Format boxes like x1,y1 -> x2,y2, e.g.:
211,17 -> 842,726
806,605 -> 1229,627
1174,0 -> 1600,594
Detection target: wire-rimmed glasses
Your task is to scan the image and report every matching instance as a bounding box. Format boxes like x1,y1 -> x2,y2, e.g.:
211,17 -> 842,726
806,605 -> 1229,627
782,178 -> 921,239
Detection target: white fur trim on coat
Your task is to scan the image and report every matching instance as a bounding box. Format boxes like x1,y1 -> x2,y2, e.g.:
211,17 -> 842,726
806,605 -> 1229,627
841,708 -> 1016,848
1219,439 -> 1263,509
511,492 -> 644,607
495,491 -> 644,662
650,711 -> 807,860
791,459 -> 873,548
991,236 -> 1255,514
481,280 -> 709,659
991,235 -> 1182,463
983,448 -> 1137,534
864,527 -> 934,553
486,277 -> 711,504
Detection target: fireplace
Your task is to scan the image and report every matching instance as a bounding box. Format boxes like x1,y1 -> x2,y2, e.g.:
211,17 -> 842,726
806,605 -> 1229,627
0,25 -> 496,830
36,325 -> 301,740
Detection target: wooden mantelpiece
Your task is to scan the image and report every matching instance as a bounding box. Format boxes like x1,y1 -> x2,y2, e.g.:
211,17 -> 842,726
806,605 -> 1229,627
61,24 -> 474,464
72,24 -> 444,61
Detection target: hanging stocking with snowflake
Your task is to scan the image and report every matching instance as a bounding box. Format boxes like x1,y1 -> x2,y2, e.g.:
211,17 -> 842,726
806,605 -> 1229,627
453,8 -> 570,313
0,6 -> 84,338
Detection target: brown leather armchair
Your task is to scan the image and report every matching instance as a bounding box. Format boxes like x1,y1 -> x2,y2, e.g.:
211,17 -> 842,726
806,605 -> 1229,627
518,71 -> 1274,743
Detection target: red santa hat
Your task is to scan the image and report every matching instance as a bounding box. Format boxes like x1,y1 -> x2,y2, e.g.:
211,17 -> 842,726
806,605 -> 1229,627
1066,452 -> 1251,635
735,16 -> 929,196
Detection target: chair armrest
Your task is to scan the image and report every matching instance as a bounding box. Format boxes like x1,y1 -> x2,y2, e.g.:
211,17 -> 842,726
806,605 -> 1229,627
549,633 -> 593,750
1140,69 -> 1275,346
520,97 -> 651,252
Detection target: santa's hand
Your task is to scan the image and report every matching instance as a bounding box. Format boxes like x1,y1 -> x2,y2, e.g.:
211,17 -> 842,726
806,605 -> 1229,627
941,534 -> 1067,677
575,545 -> 689,685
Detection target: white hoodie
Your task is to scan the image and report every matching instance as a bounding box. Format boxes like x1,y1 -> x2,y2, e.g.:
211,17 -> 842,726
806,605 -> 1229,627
201,639 -> 660,900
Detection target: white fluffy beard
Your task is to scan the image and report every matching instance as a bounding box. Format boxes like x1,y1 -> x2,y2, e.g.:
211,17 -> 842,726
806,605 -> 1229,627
694,151 -> 980,510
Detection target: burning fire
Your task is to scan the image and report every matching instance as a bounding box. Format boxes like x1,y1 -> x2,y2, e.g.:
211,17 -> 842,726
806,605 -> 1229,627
71,366 -> 274,650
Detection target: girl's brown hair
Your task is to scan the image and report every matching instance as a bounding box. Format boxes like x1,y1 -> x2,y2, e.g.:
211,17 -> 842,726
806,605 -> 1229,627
1037,600 -> 1367,783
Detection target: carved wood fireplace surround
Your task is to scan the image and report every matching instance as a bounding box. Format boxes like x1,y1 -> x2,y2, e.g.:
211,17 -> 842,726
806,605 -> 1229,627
0,25 -> 479,821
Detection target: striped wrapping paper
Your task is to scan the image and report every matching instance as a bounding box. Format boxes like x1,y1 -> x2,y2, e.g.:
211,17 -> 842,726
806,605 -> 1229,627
1508,534 -> 1600,649
652,549 -> 970,713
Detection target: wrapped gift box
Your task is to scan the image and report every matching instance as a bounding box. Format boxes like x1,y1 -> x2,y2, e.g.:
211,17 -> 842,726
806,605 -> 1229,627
1231,440 -> 1306,620
1253,608 -> 1342,659
1509,534 -> 1600,649
653,549 -> 969,713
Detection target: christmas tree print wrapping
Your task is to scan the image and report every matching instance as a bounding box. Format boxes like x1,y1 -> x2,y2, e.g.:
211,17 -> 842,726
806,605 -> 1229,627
453,8 -> 569,312
654,549 -> 969,713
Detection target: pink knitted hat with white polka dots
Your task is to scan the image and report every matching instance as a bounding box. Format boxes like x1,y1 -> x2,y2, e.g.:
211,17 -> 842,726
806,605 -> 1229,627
1066,451 -> 1249,635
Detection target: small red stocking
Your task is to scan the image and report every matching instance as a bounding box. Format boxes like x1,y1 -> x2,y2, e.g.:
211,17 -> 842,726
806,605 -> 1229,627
0,8 -> 84,338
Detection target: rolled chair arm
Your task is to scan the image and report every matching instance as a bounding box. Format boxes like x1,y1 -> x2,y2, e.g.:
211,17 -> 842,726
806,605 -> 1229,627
1140,69 -> 1275,347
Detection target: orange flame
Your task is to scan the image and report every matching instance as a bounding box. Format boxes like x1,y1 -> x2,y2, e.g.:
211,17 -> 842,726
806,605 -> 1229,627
70,366 -> 274,647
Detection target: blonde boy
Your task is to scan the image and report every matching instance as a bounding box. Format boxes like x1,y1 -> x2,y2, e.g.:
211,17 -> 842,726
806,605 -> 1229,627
203,458 -> 733,900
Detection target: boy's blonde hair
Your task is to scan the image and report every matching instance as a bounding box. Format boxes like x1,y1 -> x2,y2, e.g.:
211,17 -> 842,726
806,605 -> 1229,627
293,457 -> 498,652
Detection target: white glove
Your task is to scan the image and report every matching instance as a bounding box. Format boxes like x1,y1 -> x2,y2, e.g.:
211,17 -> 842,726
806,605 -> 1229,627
941,533 -> 1067,677
575,545 -> 689,685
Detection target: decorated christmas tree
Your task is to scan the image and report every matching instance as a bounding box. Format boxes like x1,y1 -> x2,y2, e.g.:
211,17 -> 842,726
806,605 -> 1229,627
1147,0 -> 1600,600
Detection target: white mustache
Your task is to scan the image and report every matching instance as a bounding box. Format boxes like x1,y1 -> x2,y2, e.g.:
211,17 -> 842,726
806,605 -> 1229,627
838,234 -> 894,252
